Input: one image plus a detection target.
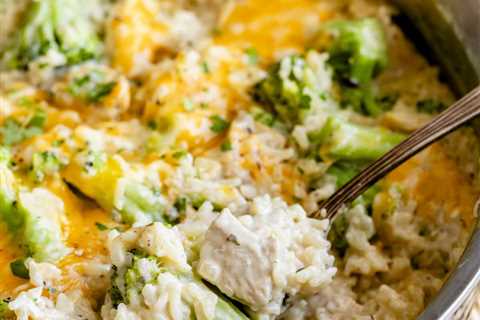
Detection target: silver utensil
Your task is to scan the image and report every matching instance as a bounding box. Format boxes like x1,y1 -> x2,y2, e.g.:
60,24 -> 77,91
311,85 -> 480,220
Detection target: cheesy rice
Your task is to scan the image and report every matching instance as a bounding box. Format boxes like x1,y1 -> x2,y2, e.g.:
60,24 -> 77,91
0,0 -> 478,319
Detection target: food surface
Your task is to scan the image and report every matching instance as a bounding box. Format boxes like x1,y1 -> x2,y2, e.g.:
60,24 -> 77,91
0,0 -> 478,319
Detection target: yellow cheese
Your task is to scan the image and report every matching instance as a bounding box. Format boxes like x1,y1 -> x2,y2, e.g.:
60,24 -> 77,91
108,0 -> 167,76
215,0 -> 333,62
387,144 -> 477,226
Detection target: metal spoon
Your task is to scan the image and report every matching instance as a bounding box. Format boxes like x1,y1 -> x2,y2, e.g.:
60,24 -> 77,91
311,85 -> 480,220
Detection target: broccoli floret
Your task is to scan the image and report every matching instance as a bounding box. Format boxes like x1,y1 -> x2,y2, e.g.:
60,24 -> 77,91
0,149 -> 69,262
251,55 -> 324,128
68,70 -> 116,104
323,18 -> 388,86
123,254 -> 160,304
121,182 -> 166,225
17,188 -> 71,262
316,116 -> 405,161
327,211 -> 349,256
317,19 -> 392,117
109,251 -> 248,320
341,86 -> 398,117
1,0 -> 102,69
252,54 -> 404,159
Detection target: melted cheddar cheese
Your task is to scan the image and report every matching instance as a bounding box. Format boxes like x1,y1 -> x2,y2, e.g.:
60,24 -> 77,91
0,0 -> 477,319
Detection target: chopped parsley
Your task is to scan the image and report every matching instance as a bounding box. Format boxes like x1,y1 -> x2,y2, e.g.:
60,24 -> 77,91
172,150 -> 187,159
0,110 -> 47,146
209,115 -> 230,133
220,140 -> 232,151
69,72 -> 116,103
95,222 -> 109,231
201,61 -> 210,74
174,197 -> 187,213
147,120 -> 157,130
27,109 -> 47,127
87,82 -> 116,103
251,107 -> 275,127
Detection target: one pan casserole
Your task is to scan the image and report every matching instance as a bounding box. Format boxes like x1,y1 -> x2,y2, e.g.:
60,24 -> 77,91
0,0 -> 479,319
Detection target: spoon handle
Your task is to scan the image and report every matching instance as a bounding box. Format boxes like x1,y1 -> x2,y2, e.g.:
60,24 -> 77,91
312,86 -> 480,220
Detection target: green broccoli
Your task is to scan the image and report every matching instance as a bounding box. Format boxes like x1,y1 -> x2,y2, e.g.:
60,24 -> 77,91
210,115 -> 230,134
326,161 -> 380,207
341,86 -> 398,117
68,70 -> 116,104
252,54 -> 404,159
0,148 -> 69,262
317,116 -> 405,161
327,212 -> 349,256
250,106 -> 277,127
0,148 -> 17,228
251,55 -> 325,128
62,153 -> 166,225
1,0 -> 102,69
326,161 -> 362,188
0,298 -> 14,319
109,251 -> 248,320
323,18 -> 388,86
18,188 -> 70,262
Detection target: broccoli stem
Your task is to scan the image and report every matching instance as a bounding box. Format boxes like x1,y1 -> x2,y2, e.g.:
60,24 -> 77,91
2,0 -> 102,69
63,155 -> 165,225
0,149 -> 17,224
0,148 -> 69,262
327,161 -> 380,208
319,116 -> 405,161
215,297 -> 249,320
120,181 -> 165,225
324,18 -> 388,86
17,189 -> 70,262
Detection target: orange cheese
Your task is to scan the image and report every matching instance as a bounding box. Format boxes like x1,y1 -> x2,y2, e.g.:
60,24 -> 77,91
215,0 -> 333,62
0,178 -> 114,295
387,144 -> 477,226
